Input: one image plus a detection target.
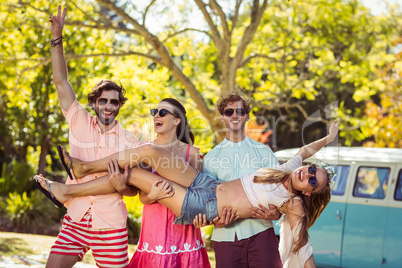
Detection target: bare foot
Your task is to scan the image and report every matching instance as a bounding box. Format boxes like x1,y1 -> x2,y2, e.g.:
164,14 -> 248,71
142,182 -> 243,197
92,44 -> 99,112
61,147 -> 86,178
35,175 -> 70,204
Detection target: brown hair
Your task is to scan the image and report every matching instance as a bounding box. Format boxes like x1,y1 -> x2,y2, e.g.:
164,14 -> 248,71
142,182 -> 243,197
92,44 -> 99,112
161,98 -> 195,144
216,91 -> 251,115
87,80 -> 128,106
253,168 -> 331,253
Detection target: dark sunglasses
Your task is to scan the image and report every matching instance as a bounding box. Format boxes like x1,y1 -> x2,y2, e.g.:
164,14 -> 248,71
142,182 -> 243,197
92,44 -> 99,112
223,108 -> 247,117
150,108 -> 175,117
97,98 -> 120,107
308,164 -> 318,187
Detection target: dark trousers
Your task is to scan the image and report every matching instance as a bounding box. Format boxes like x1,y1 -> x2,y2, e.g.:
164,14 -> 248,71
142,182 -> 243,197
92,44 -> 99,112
213,228 -> 282,268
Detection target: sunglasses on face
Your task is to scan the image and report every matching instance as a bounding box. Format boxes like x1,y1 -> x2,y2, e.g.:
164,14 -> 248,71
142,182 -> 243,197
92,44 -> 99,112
150,108 -> 175,117
97,98 -> 120,107
223,108 -> 247,117
308,164 -> 318,187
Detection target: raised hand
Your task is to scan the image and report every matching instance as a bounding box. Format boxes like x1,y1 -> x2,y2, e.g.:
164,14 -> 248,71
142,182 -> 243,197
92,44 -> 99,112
49,5 -> 67,38
327,120 -> 339,143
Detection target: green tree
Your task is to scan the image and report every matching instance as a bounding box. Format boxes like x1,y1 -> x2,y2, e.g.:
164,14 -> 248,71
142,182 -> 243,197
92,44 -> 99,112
2,0 -> 401,159
239,0 -> 400,147
0,0 -> 119,173
363,38 -> 402,148
3,0 -> 274,145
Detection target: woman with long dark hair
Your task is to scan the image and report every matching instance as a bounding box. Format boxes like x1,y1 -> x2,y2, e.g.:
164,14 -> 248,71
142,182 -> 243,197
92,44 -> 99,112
128,98 -> 210,267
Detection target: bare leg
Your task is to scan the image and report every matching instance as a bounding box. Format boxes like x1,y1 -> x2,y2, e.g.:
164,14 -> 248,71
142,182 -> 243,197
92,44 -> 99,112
127,168 -> 187,216
65,144 -> 198,188
36,175 -> 117,204
46,253 -> 80,268
37,167 -> 187,217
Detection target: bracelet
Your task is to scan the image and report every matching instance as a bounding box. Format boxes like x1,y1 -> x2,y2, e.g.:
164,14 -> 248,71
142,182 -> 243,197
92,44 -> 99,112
51,35 -> 63,47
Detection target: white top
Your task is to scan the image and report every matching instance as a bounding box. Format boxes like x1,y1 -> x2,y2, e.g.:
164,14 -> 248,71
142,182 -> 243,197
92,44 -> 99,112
240,155 -> 302,208
240,155 -> 313,268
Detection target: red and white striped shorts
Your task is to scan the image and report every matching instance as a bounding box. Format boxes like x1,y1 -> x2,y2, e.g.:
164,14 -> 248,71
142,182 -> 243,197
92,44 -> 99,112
50,210 -> 129,268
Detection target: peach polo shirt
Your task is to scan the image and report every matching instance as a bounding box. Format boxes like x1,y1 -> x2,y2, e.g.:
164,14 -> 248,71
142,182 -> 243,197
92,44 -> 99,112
62,99 -> 139,229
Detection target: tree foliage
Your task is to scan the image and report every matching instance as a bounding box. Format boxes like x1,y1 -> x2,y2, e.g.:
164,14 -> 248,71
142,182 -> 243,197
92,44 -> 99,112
364,33 -> 402,148
1,0 -> 121,173
239,0 -> 401,147
1,0 -> 401,176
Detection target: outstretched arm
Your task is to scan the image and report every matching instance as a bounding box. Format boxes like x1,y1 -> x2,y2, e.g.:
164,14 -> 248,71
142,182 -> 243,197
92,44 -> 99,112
50,5 -> 76,111
297,120 -> 339,161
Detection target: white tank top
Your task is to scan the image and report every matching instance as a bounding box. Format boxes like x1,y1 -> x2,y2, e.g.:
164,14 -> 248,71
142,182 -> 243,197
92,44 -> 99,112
240,155 -> 302,209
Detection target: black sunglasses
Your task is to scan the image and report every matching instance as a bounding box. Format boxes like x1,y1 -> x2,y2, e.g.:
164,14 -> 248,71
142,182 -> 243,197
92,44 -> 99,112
308,164 -> 318,187
150,108 -> 175,117
97,98 -> 120,107
223,108 -> 247,117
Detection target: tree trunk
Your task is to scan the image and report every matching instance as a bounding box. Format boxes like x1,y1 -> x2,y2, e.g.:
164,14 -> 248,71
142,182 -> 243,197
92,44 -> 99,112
210,111 -> 226,144
38,135 -> 50,175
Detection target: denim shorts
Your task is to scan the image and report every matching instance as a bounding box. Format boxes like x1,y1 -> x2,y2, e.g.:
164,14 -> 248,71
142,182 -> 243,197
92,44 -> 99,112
174,171 -> 221,225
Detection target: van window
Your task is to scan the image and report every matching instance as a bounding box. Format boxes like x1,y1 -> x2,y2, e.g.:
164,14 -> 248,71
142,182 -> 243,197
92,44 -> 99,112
330,165 -> 350,195
353,167 -> 390,199
395,169 -> 402,201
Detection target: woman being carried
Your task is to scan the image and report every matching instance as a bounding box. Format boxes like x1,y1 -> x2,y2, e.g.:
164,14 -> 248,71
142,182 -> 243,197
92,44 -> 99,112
36,121 -> 338,268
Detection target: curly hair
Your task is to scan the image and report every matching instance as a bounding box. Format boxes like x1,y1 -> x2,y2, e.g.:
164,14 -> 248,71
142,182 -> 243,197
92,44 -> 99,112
87,80 -> 128,106
216,91 -> 251,115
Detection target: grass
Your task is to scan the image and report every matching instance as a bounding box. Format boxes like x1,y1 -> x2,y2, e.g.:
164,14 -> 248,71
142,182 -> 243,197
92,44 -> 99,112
0,232 -> 216,267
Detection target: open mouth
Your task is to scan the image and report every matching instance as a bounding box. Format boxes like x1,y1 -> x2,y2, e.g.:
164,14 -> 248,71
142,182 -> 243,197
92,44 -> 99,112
103,111 -> 113,118
298,170 -> 302,182
155,121 -> 163,128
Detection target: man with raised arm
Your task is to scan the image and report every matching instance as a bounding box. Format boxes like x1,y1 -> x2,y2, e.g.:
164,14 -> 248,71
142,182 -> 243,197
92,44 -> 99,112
47,5 -> 139,267
201,92 -> 283,267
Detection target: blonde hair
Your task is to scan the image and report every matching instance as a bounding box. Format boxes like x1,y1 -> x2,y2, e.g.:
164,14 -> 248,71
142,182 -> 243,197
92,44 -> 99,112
254,168 -> 331,253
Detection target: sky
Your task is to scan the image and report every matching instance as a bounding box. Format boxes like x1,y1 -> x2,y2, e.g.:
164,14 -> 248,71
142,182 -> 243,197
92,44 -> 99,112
363,0 -> 402,14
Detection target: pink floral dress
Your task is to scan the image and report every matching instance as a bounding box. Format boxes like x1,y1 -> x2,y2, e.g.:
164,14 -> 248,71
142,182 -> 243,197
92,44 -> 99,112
129,145 -> 210,268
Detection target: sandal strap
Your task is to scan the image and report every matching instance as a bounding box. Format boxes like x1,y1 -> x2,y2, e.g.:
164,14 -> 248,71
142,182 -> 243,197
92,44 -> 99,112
66,152 -> 73,170
44,179 -> 55,199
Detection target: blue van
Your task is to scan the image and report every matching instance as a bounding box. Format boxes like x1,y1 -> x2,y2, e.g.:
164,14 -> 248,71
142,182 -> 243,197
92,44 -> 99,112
274,146 -> 402,268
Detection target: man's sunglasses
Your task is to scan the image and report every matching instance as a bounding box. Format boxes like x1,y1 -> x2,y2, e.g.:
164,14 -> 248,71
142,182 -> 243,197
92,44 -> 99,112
150,108 -> 175,117
223,108 -> 247,117
97,98 -> 120,107
308,164 -> 318,187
